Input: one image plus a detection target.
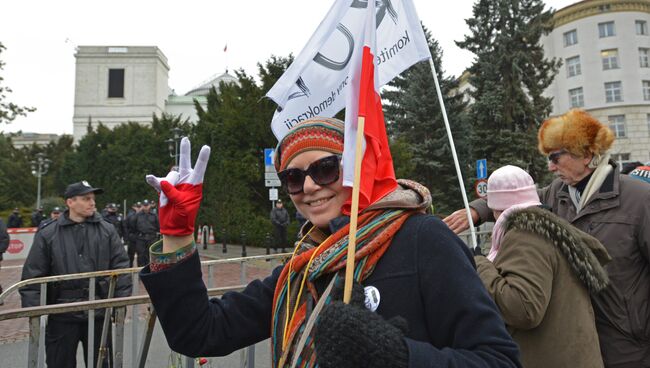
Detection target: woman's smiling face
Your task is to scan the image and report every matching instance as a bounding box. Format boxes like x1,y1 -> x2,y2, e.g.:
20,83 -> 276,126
287,150 -> 350,229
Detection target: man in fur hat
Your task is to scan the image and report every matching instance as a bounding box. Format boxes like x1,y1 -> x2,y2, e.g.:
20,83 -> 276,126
444,109 -> 650,368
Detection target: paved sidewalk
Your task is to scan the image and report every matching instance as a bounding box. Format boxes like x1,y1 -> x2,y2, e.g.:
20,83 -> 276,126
0,243 -> 289,345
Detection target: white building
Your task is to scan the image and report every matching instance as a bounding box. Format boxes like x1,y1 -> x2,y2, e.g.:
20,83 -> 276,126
542,0 -> 650,163
72,46 -> 237,142
10,132 -> 60,149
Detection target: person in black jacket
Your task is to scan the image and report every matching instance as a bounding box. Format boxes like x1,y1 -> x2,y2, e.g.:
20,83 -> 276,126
7,208 -> 23,228
270,199 -> 290,252
0,218 -> 9,298
133,199 -> 159,266
139,119 -> 521,368
31,207 -> 46,227
20,181 -> 132,368
102,203 -> 123,240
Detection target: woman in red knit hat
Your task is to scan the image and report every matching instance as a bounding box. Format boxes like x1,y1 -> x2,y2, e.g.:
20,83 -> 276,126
140,117 -> 521,368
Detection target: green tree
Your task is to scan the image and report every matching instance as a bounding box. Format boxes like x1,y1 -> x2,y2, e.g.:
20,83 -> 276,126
0,42 -> 35,124
456,0 -> 560,183
192,56 -> 293,245
58,114 -> 191,210
383,28 -> 471,214
0,134 -> 34,208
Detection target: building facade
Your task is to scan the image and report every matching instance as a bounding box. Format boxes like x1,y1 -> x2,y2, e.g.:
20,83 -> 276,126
72,46 -> 236,142
542,0 -> 650,164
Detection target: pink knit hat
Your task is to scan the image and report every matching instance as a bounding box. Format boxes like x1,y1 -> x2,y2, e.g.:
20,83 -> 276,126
487,165 -> 541,211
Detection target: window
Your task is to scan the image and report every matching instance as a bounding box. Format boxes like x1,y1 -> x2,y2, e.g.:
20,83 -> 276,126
644,81 -> 650,100
605,81 -> 623,102
612,153 -> 631,166
599,21 -> 616,38
640,48 -> 649,67
608,115 -> 626,138
563,29 -> 578,46
566,56 -> 581,77
637,20 -> 648,35
108,68 -> 125,98
569,87 -> 584,108
601,49 -> 619,70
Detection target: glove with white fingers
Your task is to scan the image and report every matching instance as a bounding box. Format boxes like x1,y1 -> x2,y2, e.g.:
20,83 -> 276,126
145,137 -> 211,236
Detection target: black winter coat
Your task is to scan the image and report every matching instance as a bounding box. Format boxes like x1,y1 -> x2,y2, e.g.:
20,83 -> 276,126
0,219 -> 8,261
141,214 -> 521,367
20,211 -> 132,321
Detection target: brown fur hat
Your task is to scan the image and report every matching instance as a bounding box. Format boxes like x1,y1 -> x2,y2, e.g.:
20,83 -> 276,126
538,109 -> 615,157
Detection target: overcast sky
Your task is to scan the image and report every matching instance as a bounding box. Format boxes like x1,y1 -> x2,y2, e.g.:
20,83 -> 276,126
0,0 -> 575,135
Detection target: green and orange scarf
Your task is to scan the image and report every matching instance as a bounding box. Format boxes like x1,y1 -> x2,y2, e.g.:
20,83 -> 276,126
270,208 -> 415,368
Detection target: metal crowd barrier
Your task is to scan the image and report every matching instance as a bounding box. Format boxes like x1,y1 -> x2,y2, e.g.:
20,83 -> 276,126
0,253 -> 290,368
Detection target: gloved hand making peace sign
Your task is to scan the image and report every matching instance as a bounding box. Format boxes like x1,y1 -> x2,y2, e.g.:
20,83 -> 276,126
146,137 -> 211,237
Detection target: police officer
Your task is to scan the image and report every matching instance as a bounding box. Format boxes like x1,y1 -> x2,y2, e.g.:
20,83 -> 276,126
133,199 -> 159,266
7,208 -> 23,228
124,202 -> 142,267
20,180 -> 132,368
102,203 -> 123,240
31,207 -> 46,227
37,207 -> 63,231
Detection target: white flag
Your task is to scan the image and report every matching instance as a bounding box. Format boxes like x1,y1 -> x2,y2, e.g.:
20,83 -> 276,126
266,0 -> 431,141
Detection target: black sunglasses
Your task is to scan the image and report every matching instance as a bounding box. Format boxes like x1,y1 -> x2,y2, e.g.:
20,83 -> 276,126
547,150 -> 568,165
278,155 -> 341,195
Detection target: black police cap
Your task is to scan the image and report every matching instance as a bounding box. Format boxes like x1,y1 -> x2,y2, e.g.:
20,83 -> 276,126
64,181 -> 104,199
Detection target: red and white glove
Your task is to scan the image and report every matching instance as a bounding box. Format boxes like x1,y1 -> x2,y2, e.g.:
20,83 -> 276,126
146,137 -> 211,236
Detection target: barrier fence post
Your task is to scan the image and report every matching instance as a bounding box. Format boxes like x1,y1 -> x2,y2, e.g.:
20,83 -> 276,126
222,228 -> 228,253
241,231 -> 247,257
265,232 -> 272,256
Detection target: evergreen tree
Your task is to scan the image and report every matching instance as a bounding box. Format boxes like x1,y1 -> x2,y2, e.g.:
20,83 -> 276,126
383,27 -> 470,214
58,114 -> 191,209
192,56 -> 293,245
0,134 -> 34,208
456,0 -> 560,183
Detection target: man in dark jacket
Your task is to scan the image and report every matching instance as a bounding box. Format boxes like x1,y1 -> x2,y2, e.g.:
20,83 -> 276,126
133,199 -> 159,266
30,207 -> 46,227
124,201 -> 142,266
0,218 -> 9,298
7,208 -> 23,228
20,180 -> 132,368
270,200 -> 290,252
102,203 -> 123,240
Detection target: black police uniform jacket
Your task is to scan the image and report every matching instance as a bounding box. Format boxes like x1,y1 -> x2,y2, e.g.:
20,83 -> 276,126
141,214 -> 521,367
20,211 -> 132,321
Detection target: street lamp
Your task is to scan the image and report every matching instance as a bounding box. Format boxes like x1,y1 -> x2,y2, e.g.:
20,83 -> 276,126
30,153 -> 51,209
166,127 -> 183,167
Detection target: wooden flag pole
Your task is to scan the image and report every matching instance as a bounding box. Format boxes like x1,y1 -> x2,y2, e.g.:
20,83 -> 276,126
343,116 -> 366,304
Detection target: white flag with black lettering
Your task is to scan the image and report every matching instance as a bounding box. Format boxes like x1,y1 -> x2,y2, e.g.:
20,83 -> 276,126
266,0 -> 431,140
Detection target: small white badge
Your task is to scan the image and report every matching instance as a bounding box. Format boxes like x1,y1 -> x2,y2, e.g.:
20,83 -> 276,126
82,180 -> 91,187
364,285 -> 380,312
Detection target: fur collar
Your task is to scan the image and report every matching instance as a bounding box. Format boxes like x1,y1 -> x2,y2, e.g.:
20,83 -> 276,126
504,206 -> 610,294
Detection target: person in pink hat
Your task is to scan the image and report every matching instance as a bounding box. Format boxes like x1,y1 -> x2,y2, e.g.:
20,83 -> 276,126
475,165 -> 611,368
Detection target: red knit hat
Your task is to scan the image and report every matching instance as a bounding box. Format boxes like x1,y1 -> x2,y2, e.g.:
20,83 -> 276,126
274,117 -> 344,172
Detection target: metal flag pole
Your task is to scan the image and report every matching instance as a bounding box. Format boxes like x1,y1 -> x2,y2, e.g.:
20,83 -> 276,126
427,58 -> 478,249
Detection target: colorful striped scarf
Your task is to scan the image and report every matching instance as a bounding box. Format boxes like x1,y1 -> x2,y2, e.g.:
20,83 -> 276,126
270,209 -> 414,368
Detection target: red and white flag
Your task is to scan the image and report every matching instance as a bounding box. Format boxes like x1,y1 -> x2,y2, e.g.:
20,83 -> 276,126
341,0 -> 395,212
266,0 -> 431,210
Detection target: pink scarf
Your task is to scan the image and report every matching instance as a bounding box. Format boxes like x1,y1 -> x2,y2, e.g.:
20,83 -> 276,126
487,201 -> 541,262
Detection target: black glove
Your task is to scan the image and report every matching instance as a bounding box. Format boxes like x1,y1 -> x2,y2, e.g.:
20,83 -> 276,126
314,280 -> 409,368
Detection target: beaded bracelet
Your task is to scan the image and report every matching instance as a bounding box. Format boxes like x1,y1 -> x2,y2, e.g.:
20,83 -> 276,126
149,240 -> 197,272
